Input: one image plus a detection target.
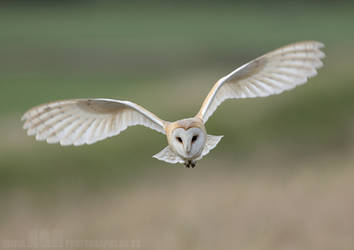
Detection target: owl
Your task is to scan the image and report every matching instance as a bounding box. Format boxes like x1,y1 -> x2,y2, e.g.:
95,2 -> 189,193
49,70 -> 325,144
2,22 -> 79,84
22,41 -> 325,168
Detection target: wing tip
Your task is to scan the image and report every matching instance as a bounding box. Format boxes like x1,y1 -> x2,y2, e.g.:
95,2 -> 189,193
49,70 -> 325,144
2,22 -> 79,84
317,41 -> 325,49
296,40 -> 325,48
303,40 -> 324,48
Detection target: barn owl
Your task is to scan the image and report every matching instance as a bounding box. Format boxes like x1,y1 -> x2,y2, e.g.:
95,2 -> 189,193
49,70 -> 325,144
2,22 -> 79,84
22,41 -> 325,168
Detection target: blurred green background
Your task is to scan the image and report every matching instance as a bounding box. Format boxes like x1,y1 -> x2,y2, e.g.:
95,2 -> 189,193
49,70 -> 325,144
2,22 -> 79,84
1,1 -> 354,250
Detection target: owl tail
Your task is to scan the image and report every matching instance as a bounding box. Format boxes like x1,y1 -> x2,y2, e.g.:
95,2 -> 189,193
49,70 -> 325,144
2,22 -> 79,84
153,146 -> 184,164
197,134 -> 223,160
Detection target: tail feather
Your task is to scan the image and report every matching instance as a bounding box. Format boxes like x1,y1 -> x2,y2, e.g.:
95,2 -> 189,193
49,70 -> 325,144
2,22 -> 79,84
196,135 -> 223,160
153,146 -> 184,164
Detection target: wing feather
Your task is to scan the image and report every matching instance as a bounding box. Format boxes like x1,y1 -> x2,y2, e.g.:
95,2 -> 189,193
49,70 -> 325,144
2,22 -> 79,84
22,98 -> 167,146
197,41 -> 325,122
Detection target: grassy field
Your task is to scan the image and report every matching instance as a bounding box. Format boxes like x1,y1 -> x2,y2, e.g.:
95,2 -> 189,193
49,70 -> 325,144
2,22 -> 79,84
1,2 -> 354,249
2,154 -> 354,250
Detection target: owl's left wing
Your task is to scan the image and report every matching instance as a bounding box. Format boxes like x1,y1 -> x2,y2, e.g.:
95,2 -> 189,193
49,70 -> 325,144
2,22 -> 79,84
22,98 -> 167,146
197,41 -> 325,123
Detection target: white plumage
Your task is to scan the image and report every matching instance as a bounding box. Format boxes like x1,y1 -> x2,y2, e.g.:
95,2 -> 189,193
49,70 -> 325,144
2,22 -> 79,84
22,41 -> 325,168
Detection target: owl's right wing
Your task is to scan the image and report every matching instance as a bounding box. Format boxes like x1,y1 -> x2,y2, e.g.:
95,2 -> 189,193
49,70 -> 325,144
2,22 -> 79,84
22,98 -> 167,146
197,41 -> 325,123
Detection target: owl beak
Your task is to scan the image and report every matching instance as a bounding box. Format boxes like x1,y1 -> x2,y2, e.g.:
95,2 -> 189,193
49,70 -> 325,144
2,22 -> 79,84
184,144 -> 191,154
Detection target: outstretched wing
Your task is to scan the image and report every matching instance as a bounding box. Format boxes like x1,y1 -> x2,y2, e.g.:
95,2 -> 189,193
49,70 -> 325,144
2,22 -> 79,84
22,98 -> 167,146
197,41 -> 325,123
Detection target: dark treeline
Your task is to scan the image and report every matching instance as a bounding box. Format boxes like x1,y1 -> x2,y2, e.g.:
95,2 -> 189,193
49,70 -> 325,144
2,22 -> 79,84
3,0 -> 353,4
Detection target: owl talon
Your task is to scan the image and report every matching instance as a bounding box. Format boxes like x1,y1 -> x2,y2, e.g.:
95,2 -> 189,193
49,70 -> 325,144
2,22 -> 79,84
184,160 -> 196,168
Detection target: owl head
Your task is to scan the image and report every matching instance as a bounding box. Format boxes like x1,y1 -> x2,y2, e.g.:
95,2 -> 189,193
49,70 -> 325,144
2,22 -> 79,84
167,118 -> 207,159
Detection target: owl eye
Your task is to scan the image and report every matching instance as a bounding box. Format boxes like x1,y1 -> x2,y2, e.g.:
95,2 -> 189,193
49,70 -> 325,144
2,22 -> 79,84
176,137 -> 183,143
192,135 -> 198,143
